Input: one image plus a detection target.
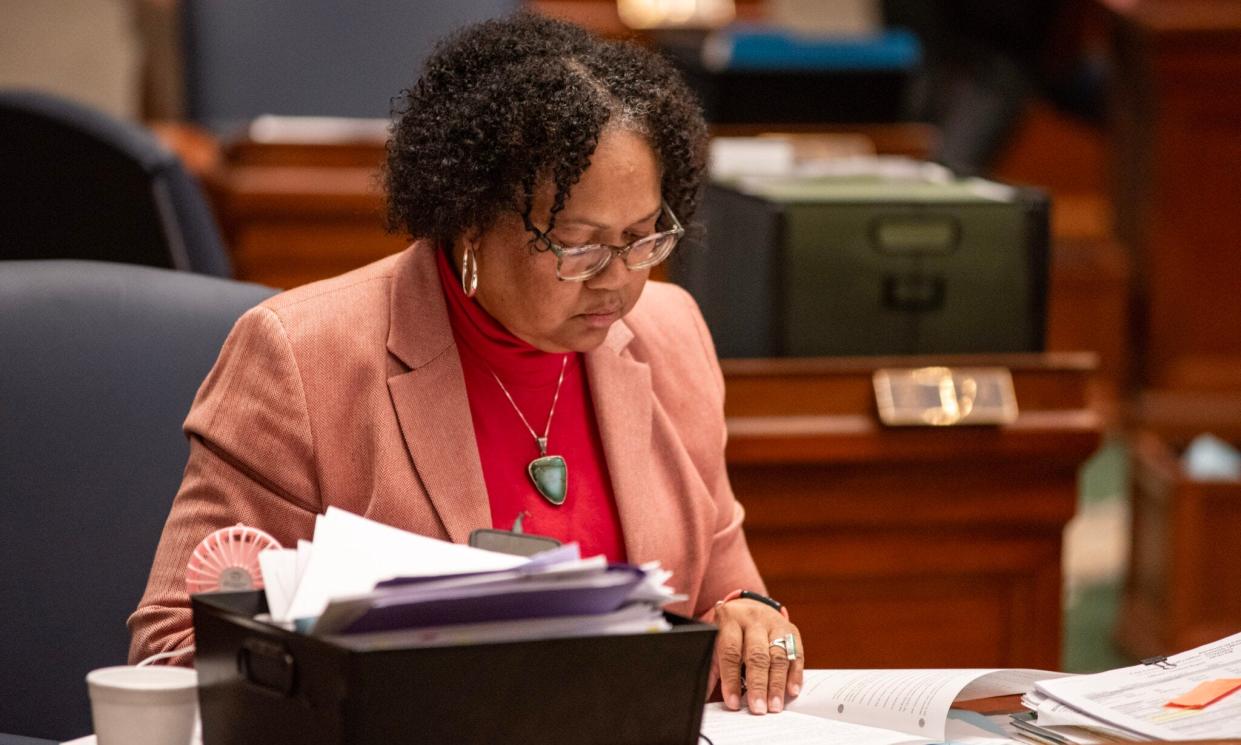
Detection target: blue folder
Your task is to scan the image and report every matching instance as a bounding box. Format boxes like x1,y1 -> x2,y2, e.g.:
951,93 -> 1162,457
705,25 -> 921,72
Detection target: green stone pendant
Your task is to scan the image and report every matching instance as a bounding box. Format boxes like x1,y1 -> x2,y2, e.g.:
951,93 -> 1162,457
528,455 -> 567,505
528,437 -> 567,506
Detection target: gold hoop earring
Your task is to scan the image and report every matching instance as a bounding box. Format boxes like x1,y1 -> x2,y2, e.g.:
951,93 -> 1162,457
461,245 -> 479,298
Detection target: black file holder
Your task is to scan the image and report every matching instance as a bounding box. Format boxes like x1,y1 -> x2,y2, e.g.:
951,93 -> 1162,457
191,591 -> 718,744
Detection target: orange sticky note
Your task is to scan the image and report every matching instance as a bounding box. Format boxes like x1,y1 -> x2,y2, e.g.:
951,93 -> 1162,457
1165,678 -> 1241,709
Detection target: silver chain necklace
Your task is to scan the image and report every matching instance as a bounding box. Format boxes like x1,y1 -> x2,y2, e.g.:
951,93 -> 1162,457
487,355 -> 570,506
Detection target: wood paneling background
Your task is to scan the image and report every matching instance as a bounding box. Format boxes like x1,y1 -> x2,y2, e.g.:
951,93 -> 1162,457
723,354 -> 1100,668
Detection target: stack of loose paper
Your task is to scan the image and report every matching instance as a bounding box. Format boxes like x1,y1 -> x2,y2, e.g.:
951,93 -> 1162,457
1022,631 -> 1241,742
701,631 -> 1241,745
256,507 -> 682,645
702,668 -> 1067,745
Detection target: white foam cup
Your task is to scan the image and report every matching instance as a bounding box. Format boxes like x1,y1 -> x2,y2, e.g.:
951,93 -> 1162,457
86,665 -> 198,745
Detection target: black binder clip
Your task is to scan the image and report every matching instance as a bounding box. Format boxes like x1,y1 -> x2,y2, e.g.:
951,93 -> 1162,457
1141,655 -> 1177,670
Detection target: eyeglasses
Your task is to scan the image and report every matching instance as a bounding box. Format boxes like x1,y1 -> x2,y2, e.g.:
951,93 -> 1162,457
523,202 -> 685,282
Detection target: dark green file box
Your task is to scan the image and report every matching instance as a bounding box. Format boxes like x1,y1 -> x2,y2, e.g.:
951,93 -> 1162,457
673,173 -> 1049,357
192,591 -> 717,745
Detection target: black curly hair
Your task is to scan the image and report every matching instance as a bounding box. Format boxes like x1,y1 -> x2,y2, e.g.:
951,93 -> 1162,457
384,12 -> 707,247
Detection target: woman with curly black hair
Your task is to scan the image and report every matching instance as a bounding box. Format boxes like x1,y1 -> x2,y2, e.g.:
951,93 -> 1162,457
130,12 -> 801,715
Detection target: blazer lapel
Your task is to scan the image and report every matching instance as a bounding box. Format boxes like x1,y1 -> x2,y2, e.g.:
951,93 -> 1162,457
586,321 -> 657,566
385,245 -> 490,544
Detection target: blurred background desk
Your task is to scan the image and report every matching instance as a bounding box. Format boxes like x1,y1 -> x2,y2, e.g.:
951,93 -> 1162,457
1118,390 -> 1241,659
724,353 -> 1101,669
1108,0 -> 1241,393
153,124 -> 407,289
155,123 -> 1128,402
1100,0 -> 1241,663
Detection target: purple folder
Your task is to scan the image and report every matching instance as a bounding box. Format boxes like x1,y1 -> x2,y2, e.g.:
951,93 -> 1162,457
339,565 -> 645,635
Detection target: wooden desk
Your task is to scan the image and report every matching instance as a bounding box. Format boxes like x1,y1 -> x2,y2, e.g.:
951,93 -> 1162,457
723,353 -> 1102,670
162,125 -> 938,291
156,123 -> 1129,410
1118,390 -> 1241,660
1107,1 -> 1241,391
202,136 -> 408,290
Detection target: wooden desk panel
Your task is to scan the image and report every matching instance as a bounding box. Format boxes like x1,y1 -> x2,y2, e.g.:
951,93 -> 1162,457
724,354 -> 1101,669
159,123 -> 1132,407
206,160 -> 408,290
1118,389 -> 1241,659
737,463 -> 1072,669
1109,1 -> 1241,390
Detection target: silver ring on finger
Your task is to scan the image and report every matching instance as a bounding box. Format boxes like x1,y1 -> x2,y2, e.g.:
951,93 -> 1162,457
769,637 -> 789,659
785,633 -> 798,661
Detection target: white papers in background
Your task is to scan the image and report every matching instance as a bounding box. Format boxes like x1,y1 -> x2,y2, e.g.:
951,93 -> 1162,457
710,137 -> 796,178
789,155 -> 956,182
715,152 -> 1020,205
247,115 -> 388,144
723,154 -> 955,184
1182,432 -> 1241,481
709,145 -> 939,183
1032,631 -> 1241,741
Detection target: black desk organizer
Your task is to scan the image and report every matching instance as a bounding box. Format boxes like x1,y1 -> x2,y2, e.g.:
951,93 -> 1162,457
192,591 -> 717,744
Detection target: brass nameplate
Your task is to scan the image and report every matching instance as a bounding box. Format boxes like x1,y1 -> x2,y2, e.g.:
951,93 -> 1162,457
873,366 -> 1018,426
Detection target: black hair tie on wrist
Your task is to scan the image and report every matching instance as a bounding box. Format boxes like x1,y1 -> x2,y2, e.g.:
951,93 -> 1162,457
717,588 -> 790,619
739,590 -> 783,613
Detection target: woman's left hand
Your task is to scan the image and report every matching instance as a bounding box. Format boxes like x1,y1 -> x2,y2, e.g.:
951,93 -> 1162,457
711,598 -> 803,714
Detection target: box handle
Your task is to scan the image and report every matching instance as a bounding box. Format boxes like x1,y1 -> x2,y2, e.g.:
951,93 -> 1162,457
882,274 -> 945,311
238,637 -> 297,697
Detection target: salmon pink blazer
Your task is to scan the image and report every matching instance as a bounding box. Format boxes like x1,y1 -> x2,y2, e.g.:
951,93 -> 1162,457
128,243 -> 764,663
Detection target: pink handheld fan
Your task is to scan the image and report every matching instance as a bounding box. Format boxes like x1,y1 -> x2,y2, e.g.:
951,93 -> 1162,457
185,523 -> 282,593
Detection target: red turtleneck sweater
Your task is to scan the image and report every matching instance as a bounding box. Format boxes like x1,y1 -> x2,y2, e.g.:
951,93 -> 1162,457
434,248 -> 627,562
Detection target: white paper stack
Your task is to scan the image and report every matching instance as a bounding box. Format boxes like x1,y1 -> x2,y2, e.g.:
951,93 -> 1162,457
255,507 -> 682,645
1021,632 -> 1241,742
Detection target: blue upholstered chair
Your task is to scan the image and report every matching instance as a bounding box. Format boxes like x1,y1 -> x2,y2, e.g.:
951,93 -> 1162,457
0,261 -> 276,740
0,90 -> 231,277
181,0 -> 518,125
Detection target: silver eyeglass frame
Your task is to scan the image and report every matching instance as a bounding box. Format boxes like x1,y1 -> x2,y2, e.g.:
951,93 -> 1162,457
522,201 -> 685,282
